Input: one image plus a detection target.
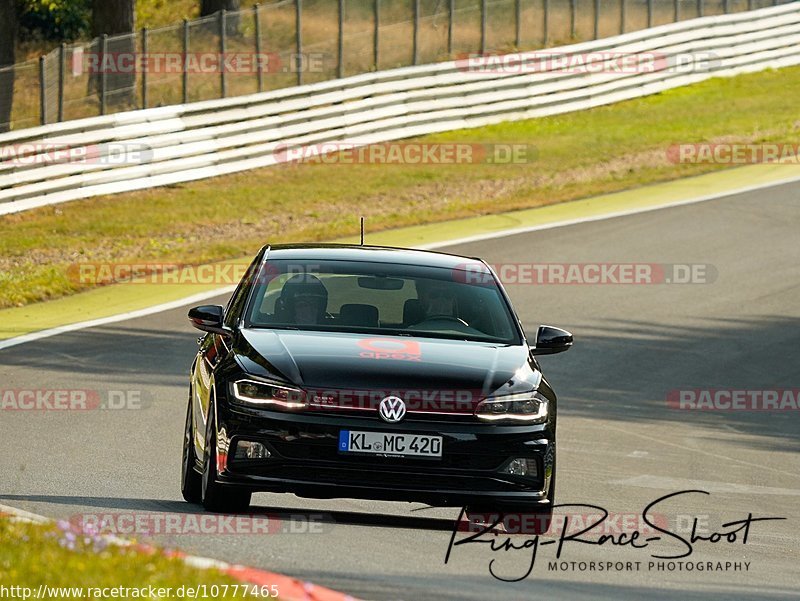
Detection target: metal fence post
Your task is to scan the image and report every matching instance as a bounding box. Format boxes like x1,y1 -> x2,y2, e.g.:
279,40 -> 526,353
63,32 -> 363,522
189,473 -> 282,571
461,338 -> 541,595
254,4 -> 264,92
296,0 -> 303,86
594,0 -> 600,38
338,0 -> 345,78
723,0 -> 729,13
182,19 -> 189,104
571,0 -> 577,38
413,0 -> 420,65
515,0 -> 521,48
141,28 -> 148,109
39,56 -> 47,125
674,0 -> 679,22
100,34 -> 107,116
620,0 -> 626,34
480,0 -> 487,55
374,0 -> 380,69
58,43 -> 65,122
544,0 -> 549,46
748,0 -> 754,11
698,0 -> 704,18
647,0 -> 653,28
219,10 -> 227,98
448,0 -> 454,55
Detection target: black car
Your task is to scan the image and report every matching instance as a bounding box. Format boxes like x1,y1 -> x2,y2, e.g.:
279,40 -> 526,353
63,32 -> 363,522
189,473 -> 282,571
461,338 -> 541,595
181,245 -> 572,531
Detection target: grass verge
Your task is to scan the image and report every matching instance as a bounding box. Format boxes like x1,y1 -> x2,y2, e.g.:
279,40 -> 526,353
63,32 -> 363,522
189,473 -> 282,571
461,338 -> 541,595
2,65 -> 800,310
0,515 -> 258,599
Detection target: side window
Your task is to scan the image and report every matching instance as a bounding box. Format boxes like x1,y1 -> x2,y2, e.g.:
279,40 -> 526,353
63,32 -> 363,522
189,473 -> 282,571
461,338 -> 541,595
223,254 -> 261,328
251,273 -> 293,322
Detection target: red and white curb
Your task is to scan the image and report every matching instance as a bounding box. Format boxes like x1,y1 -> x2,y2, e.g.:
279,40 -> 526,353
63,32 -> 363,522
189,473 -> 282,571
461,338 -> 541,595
0,503 -> 359,601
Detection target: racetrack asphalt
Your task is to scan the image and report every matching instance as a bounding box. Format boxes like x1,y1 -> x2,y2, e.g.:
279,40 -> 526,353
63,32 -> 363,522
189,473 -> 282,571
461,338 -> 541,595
1,181 -> 798,600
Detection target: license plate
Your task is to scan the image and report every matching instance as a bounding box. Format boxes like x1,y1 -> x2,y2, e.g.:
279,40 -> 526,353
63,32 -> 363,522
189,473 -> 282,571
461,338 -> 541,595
339,430 -> 442,458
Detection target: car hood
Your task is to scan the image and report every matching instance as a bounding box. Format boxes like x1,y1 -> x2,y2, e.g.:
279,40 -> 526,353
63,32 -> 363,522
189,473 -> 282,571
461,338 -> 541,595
234,329 -> 539,402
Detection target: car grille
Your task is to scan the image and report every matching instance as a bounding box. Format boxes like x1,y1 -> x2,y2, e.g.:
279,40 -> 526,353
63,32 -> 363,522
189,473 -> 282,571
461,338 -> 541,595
268,440 -> 508,471
303,408 -> 476,423
250,464 -> 536,492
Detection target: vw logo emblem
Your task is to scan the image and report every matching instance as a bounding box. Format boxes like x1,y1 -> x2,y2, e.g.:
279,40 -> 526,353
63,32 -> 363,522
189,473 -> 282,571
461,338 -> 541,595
378,396 -> 406,423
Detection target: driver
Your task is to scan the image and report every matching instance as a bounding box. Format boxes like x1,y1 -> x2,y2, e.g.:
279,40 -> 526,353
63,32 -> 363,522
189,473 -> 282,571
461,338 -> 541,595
416,279 -> 459,320
276,274 -> 329,325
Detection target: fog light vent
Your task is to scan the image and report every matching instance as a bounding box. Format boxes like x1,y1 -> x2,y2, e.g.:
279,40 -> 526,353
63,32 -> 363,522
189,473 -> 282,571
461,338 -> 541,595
501,457 -> 538,477
235,440 -> 271,459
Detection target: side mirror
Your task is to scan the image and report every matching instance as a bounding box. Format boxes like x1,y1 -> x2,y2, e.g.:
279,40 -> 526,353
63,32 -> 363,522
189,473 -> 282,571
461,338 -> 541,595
188,305 -> 229,336
530,325 -> 573,355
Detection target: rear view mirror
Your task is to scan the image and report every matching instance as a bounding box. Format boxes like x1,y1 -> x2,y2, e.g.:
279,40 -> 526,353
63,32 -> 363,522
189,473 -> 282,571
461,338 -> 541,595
530,325 -> 573,355
188,305 -> 229,336
358,276 -> 404,290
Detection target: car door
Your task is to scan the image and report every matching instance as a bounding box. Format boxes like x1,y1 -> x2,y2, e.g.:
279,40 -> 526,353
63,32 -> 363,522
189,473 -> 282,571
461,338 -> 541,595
191,333 -> 219,457
190,249 -> 265,456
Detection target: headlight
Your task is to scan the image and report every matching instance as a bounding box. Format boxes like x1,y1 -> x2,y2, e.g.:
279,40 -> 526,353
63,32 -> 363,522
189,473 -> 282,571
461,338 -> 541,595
474,391 -> 548,423
230,379 -> 306,409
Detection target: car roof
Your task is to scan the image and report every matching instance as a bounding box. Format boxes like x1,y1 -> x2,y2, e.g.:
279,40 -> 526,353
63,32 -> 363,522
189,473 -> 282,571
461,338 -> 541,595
261,244 -> 485,270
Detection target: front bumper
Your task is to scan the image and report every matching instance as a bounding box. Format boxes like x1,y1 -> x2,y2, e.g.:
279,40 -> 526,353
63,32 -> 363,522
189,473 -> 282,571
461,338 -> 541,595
215,402 -> 555,509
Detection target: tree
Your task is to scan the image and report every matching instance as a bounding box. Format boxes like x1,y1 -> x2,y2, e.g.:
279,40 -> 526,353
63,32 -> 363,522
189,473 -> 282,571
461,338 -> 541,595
201,0 -> 240,36
91,0 -> 135,39
90,0 -> 136,108
0,0 -> 16,132
201,0 -> 240,16
17,0 -> 92,41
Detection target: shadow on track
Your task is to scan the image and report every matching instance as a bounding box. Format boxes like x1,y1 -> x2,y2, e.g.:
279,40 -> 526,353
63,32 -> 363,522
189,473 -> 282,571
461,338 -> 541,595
534,315 -> 800,453
0,494 -> 458,532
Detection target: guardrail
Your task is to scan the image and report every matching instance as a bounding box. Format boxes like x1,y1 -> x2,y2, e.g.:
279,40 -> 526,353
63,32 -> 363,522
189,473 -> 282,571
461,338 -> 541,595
3,0 -> 786,132
1,3 -> 799,216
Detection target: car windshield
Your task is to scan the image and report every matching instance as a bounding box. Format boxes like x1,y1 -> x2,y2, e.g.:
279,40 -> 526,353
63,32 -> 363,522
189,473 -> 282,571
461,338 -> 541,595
244,258 -> 521,344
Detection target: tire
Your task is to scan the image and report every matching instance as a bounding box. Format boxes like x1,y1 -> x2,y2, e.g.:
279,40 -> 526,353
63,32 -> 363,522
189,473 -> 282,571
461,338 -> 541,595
201,402 -> 252,513
181,395 -> 203,504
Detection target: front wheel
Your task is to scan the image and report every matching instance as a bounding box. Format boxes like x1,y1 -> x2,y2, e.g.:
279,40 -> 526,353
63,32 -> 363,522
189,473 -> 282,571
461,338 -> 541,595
181,396 -> 202,504
201,403 -> 252,513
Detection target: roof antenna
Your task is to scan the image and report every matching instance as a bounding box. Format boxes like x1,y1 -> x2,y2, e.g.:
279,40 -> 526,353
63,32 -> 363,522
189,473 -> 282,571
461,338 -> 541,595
360,216 -> 365,245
